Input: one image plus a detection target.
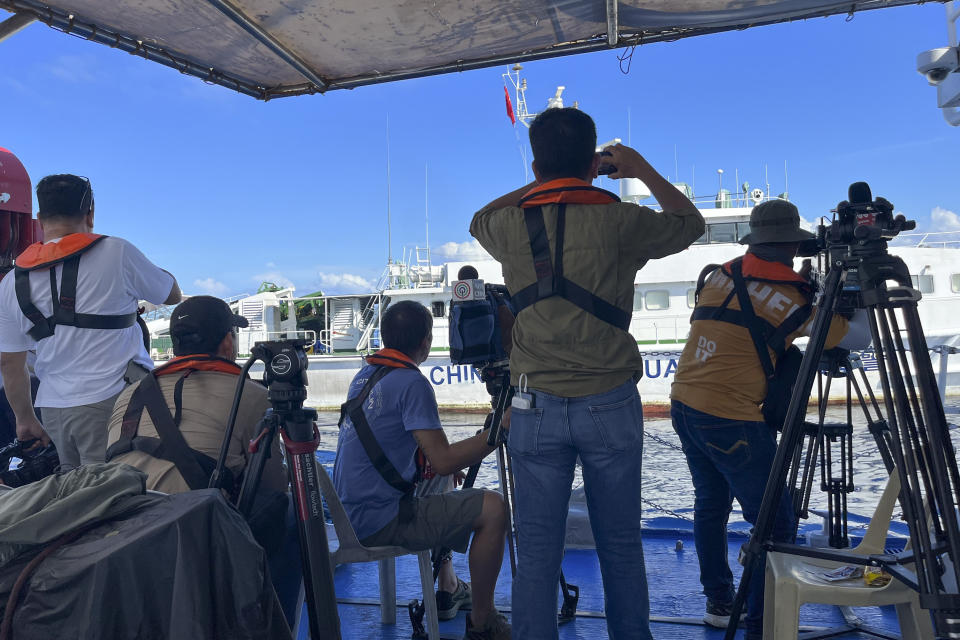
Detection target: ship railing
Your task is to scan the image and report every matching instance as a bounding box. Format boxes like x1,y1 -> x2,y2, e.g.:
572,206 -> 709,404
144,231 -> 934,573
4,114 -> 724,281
632,315 -> 686,344
236,329 -> 317,358
890,230 -> 960,249
355,294 -> 383,352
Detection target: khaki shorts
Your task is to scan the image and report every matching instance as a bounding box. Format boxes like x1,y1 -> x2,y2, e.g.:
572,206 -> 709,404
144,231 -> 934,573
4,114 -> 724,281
360,488 -> 485,554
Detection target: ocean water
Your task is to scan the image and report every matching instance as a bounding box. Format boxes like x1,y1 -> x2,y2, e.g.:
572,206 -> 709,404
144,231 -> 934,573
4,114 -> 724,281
314,397 -> 960,529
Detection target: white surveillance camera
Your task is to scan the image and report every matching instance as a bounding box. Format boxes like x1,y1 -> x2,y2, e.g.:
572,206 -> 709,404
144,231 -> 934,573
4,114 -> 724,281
917,47 -> 959,86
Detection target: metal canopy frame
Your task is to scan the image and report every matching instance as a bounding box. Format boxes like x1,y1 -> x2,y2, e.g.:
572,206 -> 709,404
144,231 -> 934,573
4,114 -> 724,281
0,0 -> 933,101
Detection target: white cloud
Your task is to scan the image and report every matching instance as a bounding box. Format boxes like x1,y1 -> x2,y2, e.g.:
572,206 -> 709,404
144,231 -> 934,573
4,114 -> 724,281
931,206 -> 960,232
193,277 -> 229,296
433,239 -> 491,261
317,272 -> 374,293
252,271 -> 295,289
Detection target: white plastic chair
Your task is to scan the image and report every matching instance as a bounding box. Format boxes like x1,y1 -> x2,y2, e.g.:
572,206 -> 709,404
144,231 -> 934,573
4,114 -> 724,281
314,467 -> 440,640
764,469 -> 934,639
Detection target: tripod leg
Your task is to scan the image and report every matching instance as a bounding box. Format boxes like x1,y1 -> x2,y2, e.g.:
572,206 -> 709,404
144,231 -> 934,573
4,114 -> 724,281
281,412 -> 341,640
724,264 -> 846,639
496,444 -> 517,576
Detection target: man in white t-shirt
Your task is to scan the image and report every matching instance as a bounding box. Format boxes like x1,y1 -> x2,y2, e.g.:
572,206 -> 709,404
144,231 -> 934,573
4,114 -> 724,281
0,174 -> 180,469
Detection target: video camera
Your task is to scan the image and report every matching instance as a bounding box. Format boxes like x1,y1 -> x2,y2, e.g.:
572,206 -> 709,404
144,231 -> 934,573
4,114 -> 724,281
448,275 -> 514,370
798,181 -> 916,258
796,182 -> 917,313
0,439 -> 59,488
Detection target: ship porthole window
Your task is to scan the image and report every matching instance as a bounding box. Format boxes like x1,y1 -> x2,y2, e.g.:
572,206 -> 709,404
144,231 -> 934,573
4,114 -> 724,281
633,288 -> 644,312
645,290 -> 670,310
686,288 -> 696,308
431,301 -> 445,317
951,274 -> 960,293
910,274 -> 935,294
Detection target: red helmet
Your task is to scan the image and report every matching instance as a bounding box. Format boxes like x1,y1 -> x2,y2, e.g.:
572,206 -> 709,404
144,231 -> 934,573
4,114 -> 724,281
0,147 -> 32,215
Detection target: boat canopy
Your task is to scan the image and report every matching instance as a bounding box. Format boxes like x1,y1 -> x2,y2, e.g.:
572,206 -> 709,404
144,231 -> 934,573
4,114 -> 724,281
0,0 -> 923,100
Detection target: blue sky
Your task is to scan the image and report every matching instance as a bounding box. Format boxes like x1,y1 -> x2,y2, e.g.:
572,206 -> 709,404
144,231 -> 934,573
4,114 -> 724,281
1,3 -> 957,297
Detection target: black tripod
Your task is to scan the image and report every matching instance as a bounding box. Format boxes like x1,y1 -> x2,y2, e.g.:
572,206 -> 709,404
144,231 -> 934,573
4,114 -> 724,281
212,339 -> 341,640
725,184 -> 960,639
788,349 -> 895,550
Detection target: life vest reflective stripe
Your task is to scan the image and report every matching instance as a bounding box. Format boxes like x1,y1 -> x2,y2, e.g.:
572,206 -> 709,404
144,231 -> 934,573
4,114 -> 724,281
105,355 -> 242,491
691,256 -> 812,366
337,349 -> 423,522
511,179 -> 631,331
13,233 -> 137,341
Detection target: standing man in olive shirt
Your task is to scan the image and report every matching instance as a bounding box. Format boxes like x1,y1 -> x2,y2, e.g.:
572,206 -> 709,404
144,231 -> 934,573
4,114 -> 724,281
470,107 -> 704,639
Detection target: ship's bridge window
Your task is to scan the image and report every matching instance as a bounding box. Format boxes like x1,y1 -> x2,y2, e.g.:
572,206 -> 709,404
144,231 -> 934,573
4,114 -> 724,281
911,274 -> 935,294
736,222 -> 751,241
692,230 -> 708,245
431,301 -> 445,317
687,288 -> 696,308
645,290 -> 670,310
951,274 -> 960,293
709,223 -> 737,244
633,287 -> 644,312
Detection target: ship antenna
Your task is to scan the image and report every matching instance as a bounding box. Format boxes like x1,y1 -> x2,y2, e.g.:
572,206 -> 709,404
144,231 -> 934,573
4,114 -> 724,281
674,144 -> 678,184
425,163 -> 430,265
386,114 -> 392,264
784,159 -> 789,201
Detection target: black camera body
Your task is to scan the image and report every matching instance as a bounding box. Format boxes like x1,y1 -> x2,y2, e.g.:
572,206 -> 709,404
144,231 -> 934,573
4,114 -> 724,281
0,439 -> 59,488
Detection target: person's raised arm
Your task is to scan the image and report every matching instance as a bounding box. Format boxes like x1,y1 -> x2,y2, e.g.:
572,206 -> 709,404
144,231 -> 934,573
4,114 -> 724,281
604,144 -> 697,214
476,181 -> 538,213
0,352 -> 49,446
412,428 -> 497,477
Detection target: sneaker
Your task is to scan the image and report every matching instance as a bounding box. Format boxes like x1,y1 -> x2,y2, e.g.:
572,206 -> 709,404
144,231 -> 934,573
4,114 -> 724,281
465,610 -> 511,640
436,579 -> 471,621
703,599 -> 746,628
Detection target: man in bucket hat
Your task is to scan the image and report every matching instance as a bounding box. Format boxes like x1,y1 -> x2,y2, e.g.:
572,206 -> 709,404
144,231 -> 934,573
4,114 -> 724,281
669,199 -> 869,639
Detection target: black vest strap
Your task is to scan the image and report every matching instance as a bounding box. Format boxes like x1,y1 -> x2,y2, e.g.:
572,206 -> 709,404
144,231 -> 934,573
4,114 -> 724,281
106,372 -> 229,491
691,258 -> 813,378
14,249 -> 137,341
730,260 -> 777,380
511,205 -> 631,331
338,362 -> 421,521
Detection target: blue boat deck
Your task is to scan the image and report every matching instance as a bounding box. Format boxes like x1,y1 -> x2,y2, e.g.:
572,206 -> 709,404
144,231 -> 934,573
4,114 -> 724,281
297,529 -> 908,639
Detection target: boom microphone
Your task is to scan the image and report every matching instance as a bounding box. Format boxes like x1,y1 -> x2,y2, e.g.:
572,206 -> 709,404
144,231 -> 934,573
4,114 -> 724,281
848,181 -> 872,205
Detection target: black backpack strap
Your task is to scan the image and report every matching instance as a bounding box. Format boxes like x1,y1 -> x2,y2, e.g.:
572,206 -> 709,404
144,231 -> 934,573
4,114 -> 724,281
14,268 -> 55,340
730,260 -> 776,380
511,205 -> 630,331
339,366 -> 416,497
136,374 -> 211,490
107,372 -> 235,492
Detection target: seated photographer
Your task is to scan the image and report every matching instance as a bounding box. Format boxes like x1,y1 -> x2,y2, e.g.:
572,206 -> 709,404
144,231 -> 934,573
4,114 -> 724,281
333,300 -> 510,640
104,295 -> 286,496
670,200 -> 869,640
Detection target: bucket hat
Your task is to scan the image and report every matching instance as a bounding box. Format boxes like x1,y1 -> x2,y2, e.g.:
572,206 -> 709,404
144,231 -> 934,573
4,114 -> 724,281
738,199 -> 815,245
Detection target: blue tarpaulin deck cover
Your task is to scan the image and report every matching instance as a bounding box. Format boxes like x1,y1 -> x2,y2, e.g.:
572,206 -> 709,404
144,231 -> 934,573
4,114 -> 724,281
0,0 -> 926,99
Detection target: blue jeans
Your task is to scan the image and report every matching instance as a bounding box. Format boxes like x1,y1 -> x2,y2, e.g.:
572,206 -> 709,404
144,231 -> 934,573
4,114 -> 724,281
508,380 -> 651,640
670,400 -> 796,635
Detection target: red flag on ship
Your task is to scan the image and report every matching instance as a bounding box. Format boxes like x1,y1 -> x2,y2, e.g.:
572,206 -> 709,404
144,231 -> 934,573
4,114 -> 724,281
504,86 -> 516,125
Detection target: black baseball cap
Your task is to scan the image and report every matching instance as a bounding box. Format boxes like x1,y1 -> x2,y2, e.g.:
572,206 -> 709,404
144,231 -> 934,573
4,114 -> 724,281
170,295 -> 248,356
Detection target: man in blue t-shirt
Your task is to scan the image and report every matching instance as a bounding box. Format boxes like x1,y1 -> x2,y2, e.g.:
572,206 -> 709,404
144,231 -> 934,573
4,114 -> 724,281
334,301 -> 510,640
